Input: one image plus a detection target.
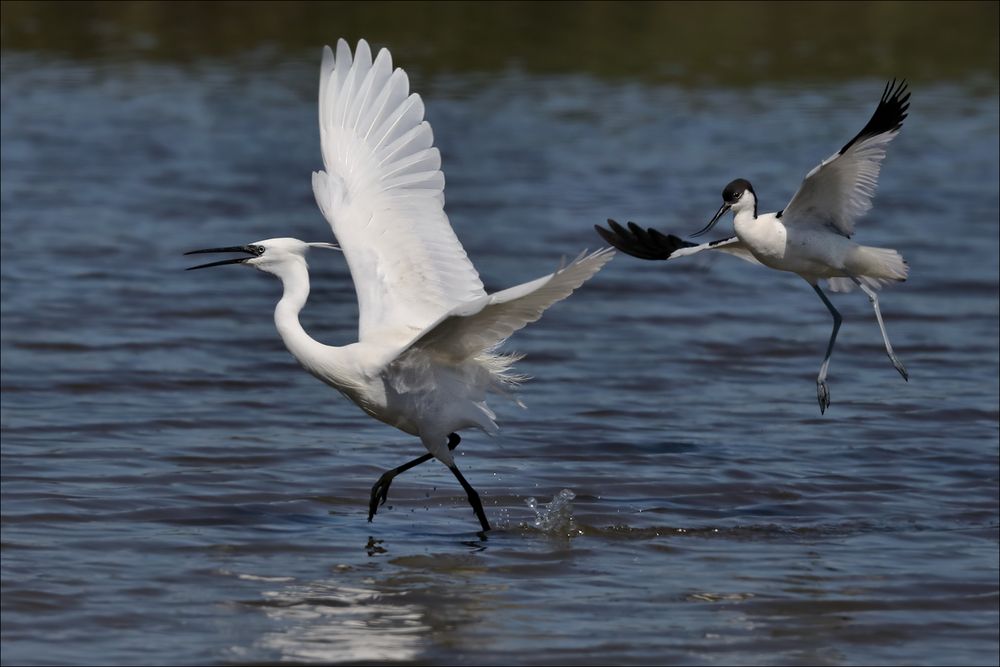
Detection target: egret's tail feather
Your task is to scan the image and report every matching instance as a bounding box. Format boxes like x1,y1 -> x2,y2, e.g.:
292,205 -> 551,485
477,348 -> 529,407
827,246 -> 908,292
473,401 -> 502,434
476,349 -> 529,388
403,248 -> 613,407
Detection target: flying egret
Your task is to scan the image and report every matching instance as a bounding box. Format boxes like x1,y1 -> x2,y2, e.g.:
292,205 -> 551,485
187,40 -> 613,532
596,80 -> 910,414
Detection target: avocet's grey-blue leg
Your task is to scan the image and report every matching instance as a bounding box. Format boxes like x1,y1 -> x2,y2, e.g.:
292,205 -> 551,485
811,283 -> 843,414
851,277 -> 908,381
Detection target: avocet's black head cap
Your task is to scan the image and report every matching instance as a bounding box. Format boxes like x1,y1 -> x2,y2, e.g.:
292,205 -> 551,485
722,178 -> 754,204
692,178 -> 757,237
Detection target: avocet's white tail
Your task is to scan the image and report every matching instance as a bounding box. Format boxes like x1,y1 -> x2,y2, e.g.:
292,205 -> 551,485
827,245 -> 908,292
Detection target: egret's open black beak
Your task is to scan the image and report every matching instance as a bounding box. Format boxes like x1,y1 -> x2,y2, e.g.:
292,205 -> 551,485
691,202 -> 731,238
184,246 -> 255,270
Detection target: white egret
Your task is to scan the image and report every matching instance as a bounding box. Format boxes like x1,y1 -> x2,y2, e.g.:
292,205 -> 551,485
187,40 -> 613,532
597,80 -> 910,414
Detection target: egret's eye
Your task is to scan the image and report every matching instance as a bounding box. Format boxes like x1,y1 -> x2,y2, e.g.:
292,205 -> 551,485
253,245 -> 264,255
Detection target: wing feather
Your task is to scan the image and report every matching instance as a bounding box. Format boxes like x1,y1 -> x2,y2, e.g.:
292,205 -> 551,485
782,80 -> 909,237
313,39 -> 485,345
410,249 -> 615,361
595,220 -> 762,266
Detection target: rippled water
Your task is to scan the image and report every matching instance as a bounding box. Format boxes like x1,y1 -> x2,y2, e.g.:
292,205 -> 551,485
2,5 -> 999,665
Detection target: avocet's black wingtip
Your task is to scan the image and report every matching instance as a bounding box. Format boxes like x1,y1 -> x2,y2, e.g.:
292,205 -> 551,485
838,79 -> 911,155
594,223 -> 618,247
594,219 -> 694,261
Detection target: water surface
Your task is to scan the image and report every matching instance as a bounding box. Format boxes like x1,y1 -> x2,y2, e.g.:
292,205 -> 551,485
2,3 -> 998,665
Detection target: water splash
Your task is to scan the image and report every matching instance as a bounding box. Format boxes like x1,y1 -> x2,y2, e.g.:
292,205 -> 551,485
525,489 -> 580,536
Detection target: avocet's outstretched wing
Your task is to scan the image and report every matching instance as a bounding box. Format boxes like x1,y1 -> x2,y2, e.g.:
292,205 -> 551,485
312,39 -> 486,346
408,248 -> 614,361
595,220 -> 762,266
781,80 -> 910,238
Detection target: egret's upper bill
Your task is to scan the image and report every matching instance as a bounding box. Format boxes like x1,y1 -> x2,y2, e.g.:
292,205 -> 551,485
691,202 -> 731,238
184,246 -> 256,270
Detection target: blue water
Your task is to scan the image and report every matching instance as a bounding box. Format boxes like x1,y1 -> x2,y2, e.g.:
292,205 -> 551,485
2,19 -> 999,667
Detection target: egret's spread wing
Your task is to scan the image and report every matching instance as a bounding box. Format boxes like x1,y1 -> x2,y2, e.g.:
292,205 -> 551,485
782,80 -> 909,238
595,220 -> 762,266
409,248 -> 614,361
312,39 -> 486,345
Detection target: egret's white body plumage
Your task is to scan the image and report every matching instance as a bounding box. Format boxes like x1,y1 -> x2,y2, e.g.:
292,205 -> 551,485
264,236 -> 609,466
189,40 -> 612,529
597,80 -> 911,413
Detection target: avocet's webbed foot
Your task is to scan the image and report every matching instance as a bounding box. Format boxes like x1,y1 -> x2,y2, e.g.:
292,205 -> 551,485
817,379 -> 831,415
890,354 -> 908,382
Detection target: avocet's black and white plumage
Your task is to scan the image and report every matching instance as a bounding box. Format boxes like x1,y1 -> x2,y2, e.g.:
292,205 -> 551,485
187,40 -> 613,532
596,80 -> 911,413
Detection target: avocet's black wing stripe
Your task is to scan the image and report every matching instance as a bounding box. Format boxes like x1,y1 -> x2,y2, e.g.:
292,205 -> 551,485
838,79 -> 910,155
594,220 -> 763,266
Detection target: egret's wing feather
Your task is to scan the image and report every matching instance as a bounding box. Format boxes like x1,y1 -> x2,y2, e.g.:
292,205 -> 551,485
782,80 -> 909,238
595,220 -> 762,266
313,39 -> 485,345
409,248 -> 614,361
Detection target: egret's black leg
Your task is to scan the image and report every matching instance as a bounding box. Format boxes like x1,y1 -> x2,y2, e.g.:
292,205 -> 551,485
448,464 -> 491,532
368,433 -> 461,522
811,283 -> 843,415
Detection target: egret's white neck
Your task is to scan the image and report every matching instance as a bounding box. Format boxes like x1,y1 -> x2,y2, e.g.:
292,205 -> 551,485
272,259 -> 355,389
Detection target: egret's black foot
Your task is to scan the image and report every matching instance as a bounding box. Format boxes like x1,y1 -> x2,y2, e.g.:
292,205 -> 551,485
368,472 -> 395,522
365,434 -> 462,523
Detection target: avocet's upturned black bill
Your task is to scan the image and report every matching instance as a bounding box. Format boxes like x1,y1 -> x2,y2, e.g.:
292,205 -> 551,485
185,40 -> 614,533
596,80 -> 911,414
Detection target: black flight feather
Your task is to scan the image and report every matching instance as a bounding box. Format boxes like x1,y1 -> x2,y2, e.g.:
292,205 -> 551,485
838,79 -> 910,156
594,219 -> 695,260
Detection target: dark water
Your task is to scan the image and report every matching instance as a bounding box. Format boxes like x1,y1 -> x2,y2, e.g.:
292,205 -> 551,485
2,3 -> 998,665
